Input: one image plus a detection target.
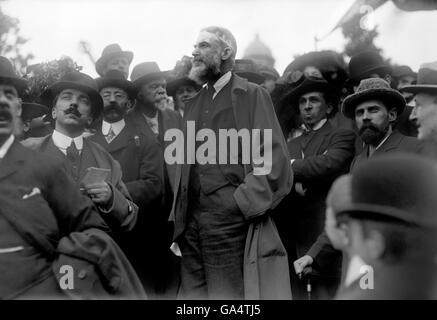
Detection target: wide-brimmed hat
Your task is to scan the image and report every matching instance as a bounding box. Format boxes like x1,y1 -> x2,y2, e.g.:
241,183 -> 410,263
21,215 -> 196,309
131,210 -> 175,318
342,78 -> 405,119
96,69 -> 137,100
233,59 -> 265,84
21,102 -> 49,122
40,71 -> 103,119
95,44 -> 133,77
130,62 -> 167,87
281,72 -> 333,108
400,61 -> 437,94
0,56 -> 27,94
348,51 -> 392,84
337,153 -> 437,229
166,77 -> 200,97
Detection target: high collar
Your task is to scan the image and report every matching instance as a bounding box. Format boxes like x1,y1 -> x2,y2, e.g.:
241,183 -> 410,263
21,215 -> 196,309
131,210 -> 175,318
52,130 -> 83,154
102,119 -> 125,136
205,71 -> 232,99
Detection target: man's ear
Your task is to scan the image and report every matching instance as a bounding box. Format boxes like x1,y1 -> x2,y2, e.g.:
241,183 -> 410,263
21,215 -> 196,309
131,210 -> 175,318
51,107 -> 57,120
366,230 -> 385,260
221,47 -> 232,61
16,98 -> 22,117
388,108 -> 398,122
326,103 -> 334,115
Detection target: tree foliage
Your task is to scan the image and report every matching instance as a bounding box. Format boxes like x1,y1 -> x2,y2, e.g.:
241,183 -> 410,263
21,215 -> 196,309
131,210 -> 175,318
0,0 -> 33,74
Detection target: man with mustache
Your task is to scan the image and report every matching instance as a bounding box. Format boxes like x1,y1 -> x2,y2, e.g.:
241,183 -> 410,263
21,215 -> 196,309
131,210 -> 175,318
276,73 -> 355,299
23,71 -> 138,233
171,26 -> 292,300
89,70 -> 178,298
342,78 -> 422,170
0,56 -> 145,299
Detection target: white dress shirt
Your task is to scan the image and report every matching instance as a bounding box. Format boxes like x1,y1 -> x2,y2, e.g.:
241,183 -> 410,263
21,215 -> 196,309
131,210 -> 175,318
102,119 -> 125,141
52,130 -> 83,155
0,135 -> 15,159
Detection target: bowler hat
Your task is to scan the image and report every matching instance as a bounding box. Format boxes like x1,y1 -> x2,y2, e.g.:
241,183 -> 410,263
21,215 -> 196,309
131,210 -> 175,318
342,78 -> 405,119
233,59 -> 265,84
281,73 -> 333,108
337,153 -> 437,229
0,56 -> 27,93
96,70 -> 137,100
348,51 -> 392,84
21,102 -> 49,122
40,71 -> 103,119
400,61 -> 437,94
95,44 -> 133,77
130,62 -> 167,87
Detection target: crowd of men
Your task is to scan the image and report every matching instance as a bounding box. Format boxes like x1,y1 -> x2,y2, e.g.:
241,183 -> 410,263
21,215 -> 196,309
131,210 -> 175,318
2,25 -> 437,300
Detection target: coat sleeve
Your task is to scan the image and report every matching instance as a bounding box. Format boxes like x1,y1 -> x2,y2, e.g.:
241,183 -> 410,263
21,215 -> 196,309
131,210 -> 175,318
104,158 -> 138,232
292,129 -> 356,183
125,136 -> 163,208
234,86 -> 293,220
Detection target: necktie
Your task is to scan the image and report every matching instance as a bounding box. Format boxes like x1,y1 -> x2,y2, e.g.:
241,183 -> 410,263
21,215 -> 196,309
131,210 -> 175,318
66,140 -> 80,164
106,126 -> 116,143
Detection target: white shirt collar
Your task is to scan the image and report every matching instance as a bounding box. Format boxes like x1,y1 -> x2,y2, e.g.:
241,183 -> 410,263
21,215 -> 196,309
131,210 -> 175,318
344,255 -> 367,287
204,71 -> 232,99
52,130 -> 83,155
311,118 -> 328,131
0,135 -> 15,159
102,119 -> 125,136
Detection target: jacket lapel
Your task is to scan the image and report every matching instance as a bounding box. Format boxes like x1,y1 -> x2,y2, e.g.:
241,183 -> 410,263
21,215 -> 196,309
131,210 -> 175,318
0,139 -> 27,181
301,121 -> 332,157
373,130 -> 403,154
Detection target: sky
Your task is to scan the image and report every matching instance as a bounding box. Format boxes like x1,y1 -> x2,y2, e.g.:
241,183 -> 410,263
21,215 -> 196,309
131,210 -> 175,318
2,0 -> 437,77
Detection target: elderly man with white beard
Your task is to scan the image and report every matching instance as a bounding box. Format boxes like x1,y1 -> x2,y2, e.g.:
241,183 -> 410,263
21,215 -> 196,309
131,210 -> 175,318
169,26 -> 293,300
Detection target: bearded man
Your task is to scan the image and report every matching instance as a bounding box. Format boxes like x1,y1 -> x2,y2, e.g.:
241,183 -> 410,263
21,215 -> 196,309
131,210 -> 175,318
341,78 -> 422,170
170,26 -> 292,300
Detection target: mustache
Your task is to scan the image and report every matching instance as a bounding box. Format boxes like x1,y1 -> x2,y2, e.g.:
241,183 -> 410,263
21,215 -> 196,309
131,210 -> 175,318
359,122 -> 380,135
104,102 -> 122,111
0,104 -> 13,121
64,107 -> 82,117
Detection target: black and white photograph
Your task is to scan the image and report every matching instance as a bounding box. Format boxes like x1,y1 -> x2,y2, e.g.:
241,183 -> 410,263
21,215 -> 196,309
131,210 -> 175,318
1,0 -> 437,307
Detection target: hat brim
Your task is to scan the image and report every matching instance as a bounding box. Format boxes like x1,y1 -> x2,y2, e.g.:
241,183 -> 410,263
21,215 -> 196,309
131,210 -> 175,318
0,76 -> 27,94
41,81 -> 103,119
95,51 -> 133,77
282,81 -> 333,108
21,103 -> 49,121
336,203 -> 437,229
342,88 -> 406,119
96,77 -> 138,100
132,71 -> 169,87
166,77 -> 201,97
400,84 -> 437,94
235,72 -> 265,85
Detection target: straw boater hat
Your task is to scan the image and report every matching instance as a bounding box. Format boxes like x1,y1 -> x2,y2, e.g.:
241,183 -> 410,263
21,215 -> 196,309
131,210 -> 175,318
400,61 -> 437,94
342,78 -> 405,119
95,44 -> 133,77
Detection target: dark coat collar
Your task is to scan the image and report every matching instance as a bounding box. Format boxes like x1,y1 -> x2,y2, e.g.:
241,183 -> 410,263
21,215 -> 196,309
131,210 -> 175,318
0,139 -> 28,181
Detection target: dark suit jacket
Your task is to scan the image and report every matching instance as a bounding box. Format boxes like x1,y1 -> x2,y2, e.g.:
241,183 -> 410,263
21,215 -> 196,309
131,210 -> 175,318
22,135 -> 138,232
277,121 -> 355,271
0,139 -> 107,298
350,130 -> 423,171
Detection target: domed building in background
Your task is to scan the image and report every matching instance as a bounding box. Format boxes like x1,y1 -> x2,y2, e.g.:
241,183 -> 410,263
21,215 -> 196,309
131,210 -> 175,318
243,33 -> 275,68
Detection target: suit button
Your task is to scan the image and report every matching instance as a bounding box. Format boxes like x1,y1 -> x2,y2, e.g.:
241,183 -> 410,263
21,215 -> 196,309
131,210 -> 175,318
78,269 -> 87,279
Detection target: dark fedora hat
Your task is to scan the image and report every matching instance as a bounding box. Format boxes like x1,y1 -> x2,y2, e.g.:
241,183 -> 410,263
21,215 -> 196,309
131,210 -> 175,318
95,44 -> 133,77
233,59 -> 265,84
166,77 -> 200,97
400,61 -> 437,94
130,62 -> 167,87
21,102 -> 49,122
0,56 -> 27,93
281,72 -> 333,108
342,78 -> 405,119
337,153 -> 437,229
40,71 -> 103,119
348,51 -> 392,83
393,65 -> 417,79
96,69 -> 138,100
